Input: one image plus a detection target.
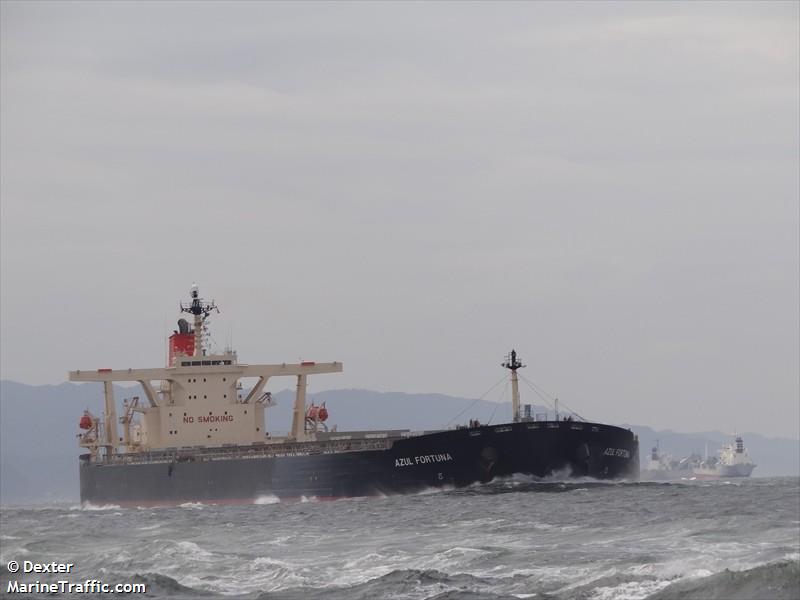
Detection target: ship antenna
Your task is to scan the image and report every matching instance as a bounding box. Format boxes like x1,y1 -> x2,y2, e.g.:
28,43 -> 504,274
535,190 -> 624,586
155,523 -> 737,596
501,349 -> 526,423
179,283 -> 219,356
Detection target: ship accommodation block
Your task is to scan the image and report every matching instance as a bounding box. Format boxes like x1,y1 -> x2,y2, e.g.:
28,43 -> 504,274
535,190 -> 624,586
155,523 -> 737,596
70,357 -> 342,455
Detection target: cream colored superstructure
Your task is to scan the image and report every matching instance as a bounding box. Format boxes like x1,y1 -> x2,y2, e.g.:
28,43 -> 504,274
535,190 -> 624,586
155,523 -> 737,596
72,284 -> 343,460
70,355 -> 342,457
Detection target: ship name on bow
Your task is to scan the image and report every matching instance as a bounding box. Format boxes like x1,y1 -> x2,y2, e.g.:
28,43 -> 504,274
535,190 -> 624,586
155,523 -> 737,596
603,447 -> 631,458
395,453 -> 453,467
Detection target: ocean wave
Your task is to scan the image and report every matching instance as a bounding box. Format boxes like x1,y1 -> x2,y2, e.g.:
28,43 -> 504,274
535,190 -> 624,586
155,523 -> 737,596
242,556 -> 309,591
591,578 -> 673,600
646,560 -> 800,600
129,572 -> 214,597
255,568 -> 493,600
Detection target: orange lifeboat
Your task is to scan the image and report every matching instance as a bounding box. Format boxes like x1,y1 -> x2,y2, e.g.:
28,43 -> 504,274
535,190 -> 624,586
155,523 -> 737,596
306,404 -> 319,420
79,413 -> 93,430
318,404 -> 329,422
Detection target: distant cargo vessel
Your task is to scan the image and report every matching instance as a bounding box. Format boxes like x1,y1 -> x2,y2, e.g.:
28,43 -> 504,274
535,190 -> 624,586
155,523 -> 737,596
693,435 -> 756,479
641,436 -> 756,481
71,285 -> 639,507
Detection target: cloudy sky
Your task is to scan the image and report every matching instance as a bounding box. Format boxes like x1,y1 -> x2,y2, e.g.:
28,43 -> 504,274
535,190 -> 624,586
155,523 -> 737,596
1,2 -> 797,438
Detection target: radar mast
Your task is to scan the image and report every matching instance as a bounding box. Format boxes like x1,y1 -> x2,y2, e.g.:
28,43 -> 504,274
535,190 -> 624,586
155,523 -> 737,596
180,283 -> 218,356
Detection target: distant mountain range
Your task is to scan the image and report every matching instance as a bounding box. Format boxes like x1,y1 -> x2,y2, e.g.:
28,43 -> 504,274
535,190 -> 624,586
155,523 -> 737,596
1,380 -> 797,504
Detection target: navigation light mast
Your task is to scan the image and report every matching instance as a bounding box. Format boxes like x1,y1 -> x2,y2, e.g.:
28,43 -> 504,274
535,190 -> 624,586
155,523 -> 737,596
180,283 -> 219,356
502,349 -> 526,423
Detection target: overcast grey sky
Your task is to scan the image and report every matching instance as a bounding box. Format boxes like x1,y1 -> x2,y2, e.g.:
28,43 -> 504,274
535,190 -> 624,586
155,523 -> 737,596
1,2 -> 798,438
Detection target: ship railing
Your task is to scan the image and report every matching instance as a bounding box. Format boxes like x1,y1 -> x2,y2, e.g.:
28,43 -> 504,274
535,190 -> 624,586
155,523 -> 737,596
98,438 -> 395,466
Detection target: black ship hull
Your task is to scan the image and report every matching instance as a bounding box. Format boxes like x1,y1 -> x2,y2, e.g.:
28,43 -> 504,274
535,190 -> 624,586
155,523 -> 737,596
79,421 -> 639,507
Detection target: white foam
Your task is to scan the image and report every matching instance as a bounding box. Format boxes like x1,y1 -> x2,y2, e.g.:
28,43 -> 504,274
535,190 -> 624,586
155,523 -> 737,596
342,552 -> 390,569
422,545 -> 492,570
414,486 -> 447,496
254,495 -> 280,505
239,556 -> 309,591
590,579 -> 672,600
251,556 -> 296,569
76,502 -> 122,511
175,540 -> 214,560
534,564 -> 599,588
152,540 -> 215,564
625,562 -> 713,580
264,534 -> 293,546
178,502 -> 205,509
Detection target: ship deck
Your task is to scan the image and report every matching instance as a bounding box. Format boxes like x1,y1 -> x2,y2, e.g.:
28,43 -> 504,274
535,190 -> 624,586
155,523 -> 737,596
82,429 -> 421,466
82,420 -> 626,467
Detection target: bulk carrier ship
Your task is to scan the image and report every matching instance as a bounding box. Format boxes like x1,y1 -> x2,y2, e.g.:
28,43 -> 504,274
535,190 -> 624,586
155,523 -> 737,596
71,285 -> 639,507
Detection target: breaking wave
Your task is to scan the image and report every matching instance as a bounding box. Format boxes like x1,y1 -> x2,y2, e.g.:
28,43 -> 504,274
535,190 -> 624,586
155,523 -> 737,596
647,560 -> 800,600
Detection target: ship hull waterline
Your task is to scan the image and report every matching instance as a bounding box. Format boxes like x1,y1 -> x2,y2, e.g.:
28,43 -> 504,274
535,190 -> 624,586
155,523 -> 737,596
692,464 -> 756,479
79,421 -> 639,507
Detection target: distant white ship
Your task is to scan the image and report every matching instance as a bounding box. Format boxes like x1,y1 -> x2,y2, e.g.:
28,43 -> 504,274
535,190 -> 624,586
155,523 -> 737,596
693,435 -> 756,479
640,440 -> 699,480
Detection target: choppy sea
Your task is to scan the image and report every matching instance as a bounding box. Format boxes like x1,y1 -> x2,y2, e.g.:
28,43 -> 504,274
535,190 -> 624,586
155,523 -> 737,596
1,477 -> 798,600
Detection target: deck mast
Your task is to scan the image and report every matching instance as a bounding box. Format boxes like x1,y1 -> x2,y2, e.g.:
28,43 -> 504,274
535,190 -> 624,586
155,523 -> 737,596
502,349 -> 525,422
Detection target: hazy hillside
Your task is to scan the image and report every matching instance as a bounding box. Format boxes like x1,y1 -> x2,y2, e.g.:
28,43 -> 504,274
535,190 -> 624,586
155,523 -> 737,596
1,380 -> 797,504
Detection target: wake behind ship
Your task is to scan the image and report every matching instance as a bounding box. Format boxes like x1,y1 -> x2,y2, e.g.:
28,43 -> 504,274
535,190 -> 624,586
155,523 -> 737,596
71,285 -> 639,507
